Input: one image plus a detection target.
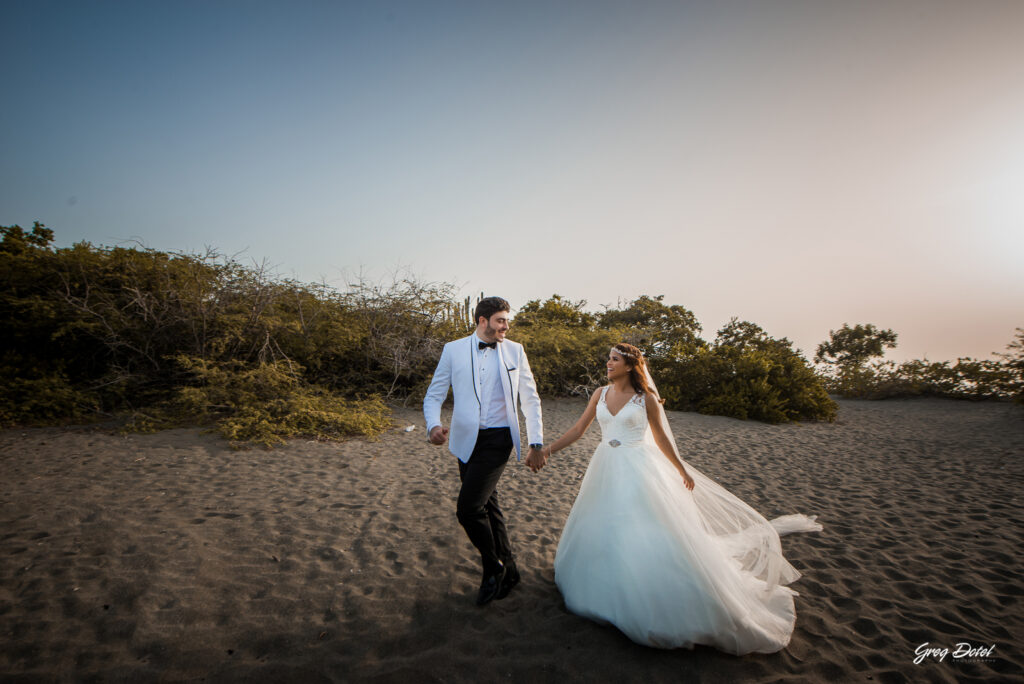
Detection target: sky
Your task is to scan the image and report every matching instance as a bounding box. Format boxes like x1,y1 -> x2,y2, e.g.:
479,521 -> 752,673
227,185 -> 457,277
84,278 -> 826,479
3,0 -> 1022,363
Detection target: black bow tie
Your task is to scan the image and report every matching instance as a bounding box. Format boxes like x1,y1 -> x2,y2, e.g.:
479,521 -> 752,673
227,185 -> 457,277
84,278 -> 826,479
478,341 -> 497,350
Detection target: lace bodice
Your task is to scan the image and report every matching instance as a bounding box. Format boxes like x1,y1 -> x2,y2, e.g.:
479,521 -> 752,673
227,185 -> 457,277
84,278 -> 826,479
596,387 -> 648,448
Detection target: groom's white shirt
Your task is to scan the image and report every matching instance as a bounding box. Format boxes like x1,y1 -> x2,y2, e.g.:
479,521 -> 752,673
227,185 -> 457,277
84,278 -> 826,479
423,334 -> 543,463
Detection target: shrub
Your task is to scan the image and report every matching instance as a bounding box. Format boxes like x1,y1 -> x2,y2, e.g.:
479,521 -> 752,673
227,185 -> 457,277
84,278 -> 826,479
515,302 -> 836,423
126,357 -> 392,448
510,296 -> 621,396
815,323 -> 1022,401
997,328 -> 1024,403
598,294 -> 704,359
0,224 -> 891,431
0,362 -> 98,426
654,321 -> 837,423
0,224 -> 411,442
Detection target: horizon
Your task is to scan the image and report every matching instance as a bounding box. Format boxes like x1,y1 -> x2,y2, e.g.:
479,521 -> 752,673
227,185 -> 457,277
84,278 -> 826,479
3,1 -> 1022,365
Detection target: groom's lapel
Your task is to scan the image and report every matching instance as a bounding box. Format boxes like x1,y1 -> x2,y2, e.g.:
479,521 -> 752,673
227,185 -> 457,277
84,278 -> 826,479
496,342 -> 516,414
466,335 -> 481,407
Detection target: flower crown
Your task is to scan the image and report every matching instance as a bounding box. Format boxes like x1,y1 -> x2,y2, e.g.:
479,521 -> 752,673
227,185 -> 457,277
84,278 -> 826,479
611,345 -> 639,359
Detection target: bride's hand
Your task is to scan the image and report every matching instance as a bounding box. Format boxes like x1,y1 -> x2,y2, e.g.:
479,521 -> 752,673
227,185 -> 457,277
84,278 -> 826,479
679,468 -> 695,491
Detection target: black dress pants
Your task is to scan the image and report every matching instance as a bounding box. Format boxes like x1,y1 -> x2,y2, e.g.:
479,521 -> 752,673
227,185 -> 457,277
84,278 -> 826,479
456,427 -> 514,576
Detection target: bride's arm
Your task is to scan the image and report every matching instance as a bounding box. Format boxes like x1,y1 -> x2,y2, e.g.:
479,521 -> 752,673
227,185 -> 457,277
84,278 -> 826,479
645,393 -> 695,490
546,389 -> 601,457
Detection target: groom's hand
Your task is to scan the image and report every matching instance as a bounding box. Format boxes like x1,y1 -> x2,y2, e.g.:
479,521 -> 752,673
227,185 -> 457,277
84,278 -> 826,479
428,426 -> 449,445
525,446 -> 547,472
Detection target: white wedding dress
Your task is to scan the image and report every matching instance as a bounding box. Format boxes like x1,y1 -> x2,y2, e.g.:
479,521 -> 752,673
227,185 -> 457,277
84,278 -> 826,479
553,387 -> 822,654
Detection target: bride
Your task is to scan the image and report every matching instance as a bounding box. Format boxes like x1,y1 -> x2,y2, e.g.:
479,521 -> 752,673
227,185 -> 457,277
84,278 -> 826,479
541,343 -> 821,654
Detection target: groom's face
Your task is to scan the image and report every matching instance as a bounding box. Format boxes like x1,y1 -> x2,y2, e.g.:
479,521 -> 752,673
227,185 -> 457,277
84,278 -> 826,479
479,311 -> 510,343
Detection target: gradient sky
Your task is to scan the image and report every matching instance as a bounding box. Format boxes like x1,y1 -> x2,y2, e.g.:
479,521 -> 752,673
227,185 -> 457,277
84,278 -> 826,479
3,0 -> 1022,363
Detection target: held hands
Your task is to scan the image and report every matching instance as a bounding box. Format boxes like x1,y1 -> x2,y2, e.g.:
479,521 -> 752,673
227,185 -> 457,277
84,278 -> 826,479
428,426 -> 449,445
525,445 -> 550,473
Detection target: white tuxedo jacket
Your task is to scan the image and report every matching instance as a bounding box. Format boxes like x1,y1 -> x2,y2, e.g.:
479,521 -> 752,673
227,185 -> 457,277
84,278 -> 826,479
423,335 -> 543,462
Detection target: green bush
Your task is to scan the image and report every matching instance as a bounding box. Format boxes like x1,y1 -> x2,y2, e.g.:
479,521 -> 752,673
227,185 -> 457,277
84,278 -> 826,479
29,223 -> 1022,434
515,300 -> 836,423
653,321 -> 837,423
0,224 -> 430,443
815,322 -> 1022,402
0,362 -> 98,426
126,357 -> 391,448
510,296 -> 621,396
598,294 -> 704,358
997,328 -> 1024,404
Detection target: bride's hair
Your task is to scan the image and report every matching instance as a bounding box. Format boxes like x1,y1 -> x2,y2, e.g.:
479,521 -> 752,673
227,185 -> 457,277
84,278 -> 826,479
611,343 -> 664,403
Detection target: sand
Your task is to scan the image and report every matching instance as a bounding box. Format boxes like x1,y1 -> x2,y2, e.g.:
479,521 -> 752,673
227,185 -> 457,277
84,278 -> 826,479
1,397 -> 1022,683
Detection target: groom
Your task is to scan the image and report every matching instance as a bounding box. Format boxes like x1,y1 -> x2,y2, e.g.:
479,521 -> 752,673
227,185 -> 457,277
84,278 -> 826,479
423,296 -> 546,605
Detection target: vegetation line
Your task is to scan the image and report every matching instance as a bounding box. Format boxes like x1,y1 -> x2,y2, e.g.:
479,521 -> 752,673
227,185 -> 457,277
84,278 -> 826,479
2,224 -> 1019,447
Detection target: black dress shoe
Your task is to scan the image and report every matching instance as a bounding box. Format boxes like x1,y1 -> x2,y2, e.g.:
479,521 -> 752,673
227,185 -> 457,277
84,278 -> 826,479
495,559 -> 520,600
476,565 -> 506,606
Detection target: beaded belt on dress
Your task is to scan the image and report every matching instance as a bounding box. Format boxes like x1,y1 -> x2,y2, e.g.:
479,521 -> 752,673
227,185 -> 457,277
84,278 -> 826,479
607,438 -> 645,447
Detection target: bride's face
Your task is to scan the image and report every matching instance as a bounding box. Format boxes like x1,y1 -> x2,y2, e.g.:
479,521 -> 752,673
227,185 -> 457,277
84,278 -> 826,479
607,352 -> 631,380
